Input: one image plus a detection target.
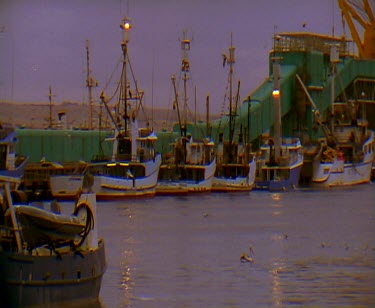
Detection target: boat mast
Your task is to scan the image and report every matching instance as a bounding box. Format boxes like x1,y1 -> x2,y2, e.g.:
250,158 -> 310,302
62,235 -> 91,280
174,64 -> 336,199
206,94 -> 210,138
330,44 -> 339,132
172,75 -> 183,137
3,182 -> 22,252
120,18 -> 131,134
228,33 -> 235,145
86,40 -> 98,130
246,95 -> 251,145
222,33 -> 236,160
48,85 -> 55,129
180,30 -> 191,132
272,59 -> 282,162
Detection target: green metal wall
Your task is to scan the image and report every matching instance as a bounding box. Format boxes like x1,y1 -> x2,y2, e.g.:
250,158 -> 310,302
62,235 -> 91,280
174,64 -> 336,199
16,129 -> 113,163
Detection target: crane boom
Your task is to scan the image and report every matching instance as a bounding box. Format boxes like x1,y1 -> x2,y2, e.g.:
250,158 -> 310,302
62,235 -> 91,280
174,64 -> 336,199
338,0 -> 375,59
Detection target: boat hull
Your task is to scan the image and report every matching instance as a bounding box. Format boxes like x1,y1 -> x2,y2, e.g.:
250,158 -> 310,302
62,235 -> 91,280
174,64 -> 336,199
211,176 -> 252,192
312,131 -> 374,187
0,240 -> 106,307
50,155 -> 161,200
156,159 -> 216,195
254,138 -> 304,191
212,159 -> 256,192
254,163 -> 303,191
312,158 -> 373,187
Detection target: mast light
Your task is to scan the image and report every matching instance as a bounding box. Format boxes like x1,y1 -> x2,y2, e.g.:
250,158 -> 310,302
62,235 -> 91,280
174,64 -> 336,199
120,18 -> 132,31
121,17 -> 132,44
272,89 -> 280,98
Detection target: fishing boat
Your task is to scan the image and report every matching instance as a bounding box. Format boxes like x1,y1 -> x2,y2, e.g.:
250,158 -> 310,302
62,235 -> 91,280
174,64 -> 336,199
311,127 -> 374,186
0,151 -> 106,307
298,46 -> 374,187
156,32 -> 216,195
50,18 -> 161,200
0,123 -> 28,185
212,35 -> 256,192
254,61 -> 304,191
213,132 -> 256,192
157,133 -> 216,194
255,137 -> 304,190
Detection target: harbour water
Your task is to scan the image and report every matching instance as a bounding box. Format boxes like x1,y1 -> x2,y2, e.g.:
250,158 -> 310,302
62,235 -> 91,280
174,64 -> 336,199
75,183 -> 374,307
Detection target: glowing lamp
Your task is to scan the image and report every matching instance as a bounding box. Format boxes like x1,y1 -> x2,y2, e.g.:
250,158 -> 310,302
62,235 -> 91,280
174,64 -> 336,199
120,18 -> 132,31
272,89 -> 280,98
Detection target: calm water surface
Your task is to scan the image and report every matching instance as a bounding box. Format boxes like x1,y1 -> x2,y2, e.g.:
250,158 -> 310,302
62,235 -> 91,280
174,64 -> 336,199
94,183 -> 375,307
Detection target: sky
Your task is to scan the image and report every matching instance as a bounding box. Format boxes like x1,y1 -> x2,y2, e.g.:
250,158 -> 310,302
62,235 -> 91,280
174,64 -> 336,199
0,0 -> 358,115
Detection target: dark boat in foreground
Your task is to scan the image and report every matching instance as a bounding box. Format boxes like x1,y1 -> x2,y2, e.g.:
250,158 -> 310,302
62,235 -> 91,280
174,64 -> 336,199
0,175 -> 106,307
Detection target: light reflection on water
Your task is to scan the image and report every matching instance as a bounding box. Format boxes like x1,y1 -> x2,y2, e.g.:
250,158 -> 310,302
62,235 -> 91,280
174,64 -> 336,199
98,184 -> 375,307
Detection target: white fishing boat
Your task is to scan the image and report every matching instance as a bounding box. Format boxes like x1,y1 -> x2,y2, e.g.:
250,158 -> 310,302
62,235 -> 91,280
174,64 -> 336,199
254,61 -> 304,191
299,46 -> 374,187
212,34 -> 256,192
213,133 -> 256,192
156,31 -> 216,195
50,18 -> 161,200
157,134 -> 216,194
255,137 -> 304,190
311,124 -> 374,187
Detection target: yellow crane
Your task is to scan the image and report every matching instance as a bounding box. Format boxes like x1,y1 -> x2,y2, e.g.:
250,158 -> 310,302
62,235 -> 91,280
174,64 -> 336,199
338,0 -> 375,59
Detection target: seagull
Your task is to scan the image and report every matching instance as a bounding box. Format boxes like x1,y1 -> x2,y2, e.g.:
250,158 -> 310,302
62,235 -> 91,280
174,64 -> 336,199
240,245 -> 255,263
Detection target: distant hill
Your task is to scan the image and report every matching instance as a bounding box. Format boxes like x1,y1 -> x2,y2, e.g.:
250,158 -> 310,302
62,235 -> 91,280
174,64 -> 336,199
0,101 -> 220,131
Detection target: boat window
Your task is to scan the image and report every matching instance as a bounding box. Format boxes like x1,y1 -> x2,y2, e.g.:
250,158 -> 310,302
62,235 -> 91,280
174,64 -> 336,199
0,145 -> 6,169
118,139 -> 131,155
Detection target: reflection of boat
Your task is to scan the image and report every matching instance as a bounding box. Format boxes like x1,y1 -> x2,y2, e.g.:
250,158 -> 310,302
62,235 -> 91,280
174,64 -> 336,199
157,31 -> 216,195
0,173 -> 106,307
0,123 -> 28,184
254,61 -> 304,191
212,35 -> 256,192
50,18 -> 161,200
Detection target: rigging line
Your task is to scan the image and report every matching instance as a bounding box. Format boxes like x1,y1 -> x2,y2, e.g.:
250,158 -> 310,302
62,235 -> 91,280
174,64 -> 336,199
126,52 -> 148,122
104,70 -> 122,105
232,80 -> 241,142
151,48 -> 155,131
166,80 -> 174,129
102,55 -> 122,94
215,67 -> 231,142
222,72 -> 231,115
